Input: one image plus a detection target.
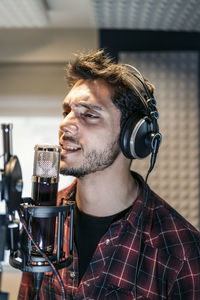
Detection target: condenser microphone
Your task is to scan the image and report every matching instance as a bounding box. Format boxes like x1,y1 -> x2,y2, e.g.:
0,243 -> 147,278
9,142 -> 74,300
31,144 -> 61,255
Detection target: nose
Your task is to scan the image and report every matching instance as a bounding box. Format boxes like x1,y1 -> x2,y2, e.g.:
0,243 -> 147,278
59,111 -> 79,137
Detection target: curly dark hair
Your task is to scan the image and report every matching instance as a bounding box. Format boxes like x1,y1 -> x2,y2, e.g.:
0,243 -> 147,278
65,49 -> 155,127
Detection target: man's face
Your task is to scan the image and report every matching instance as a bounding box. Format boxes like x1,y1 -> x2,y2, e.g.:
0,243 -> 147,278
59,79 -> 122,178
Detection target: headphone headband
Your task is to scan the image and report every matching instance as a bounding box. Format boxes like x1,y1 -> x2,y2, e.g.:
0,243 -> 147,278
123,64 -> 153,112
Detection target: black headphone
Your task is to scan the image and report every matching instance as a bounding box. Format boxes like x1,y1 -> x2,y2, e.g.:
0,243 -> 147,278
120,64 -> 162,160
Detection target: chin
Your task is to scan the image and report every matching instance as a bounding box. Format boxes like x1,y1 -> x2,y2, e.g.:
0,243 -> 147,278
60,161 -> 79,174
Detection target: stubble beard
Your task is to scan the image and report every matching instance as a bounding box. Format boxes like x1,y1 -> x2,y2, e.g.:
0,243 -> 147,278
60,139 -> 120,178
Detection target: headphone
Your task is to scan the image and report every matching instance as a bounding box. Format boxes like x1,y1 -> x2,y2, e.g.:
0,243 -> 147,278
120,64 -> 162,160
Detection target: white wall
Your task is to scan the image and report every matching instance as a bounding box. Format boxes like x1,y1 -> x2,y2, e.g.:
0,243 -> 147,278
0,28 -> 98,63
0,63 -> 77,195
0,116 -> 74,196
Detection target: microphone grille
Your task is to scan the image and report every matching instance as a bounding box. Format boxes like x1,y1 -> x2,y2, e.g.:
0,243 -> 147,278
33,144 -> 61,178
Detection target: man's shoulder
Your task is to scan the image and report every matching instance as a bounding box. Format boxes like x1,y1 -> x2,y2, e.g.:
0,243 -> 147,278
145,189 -> 200,261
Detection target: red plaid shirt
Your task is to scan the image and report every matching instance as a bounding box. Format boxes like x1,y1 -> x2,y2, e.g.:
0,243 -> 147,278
18,173 -> 200,299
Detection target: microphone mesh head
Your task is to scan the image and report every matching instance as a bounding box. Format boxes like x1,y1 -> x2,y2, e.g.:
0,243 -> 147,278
33,144 -> 61,178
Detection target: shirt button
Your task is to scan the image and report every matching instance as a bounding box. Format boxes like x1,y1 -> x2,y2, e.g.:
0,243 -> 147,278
105,238 -> 110,245
69,271 -> 76,279
84,281 -> 90,287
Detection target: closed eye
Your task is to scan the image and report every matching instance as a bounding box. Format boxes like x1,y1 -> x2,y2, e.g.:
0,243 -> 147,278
82,113 -> 99,119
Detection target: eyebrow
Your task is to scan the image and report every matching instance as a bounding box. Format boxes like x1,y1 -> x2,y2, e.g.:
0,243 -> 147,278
62,102 -> 103,112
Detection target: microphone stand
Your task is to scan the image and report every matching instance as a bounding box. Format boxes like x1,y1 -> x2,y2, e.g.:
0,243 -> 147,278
0,124 -> 23,299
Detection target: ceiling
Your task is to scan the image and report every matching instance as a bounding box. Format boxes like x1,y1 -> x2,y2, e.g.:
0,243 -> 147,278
0,0 -> 200,31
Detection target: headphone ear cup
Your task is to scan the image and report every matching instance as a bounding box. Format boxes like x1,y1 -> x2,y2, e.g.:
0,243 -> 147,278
120,114 -> 140,159
120,115 -> 153,159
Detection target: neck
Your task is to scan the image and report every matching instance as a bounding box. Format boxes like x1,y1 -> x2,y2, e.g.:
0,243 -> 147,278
75,155 -> 138,217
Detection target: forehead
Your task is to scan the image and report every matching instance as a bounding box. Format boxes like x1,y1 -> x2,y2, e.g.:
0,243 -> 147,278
63,79 -> 116,110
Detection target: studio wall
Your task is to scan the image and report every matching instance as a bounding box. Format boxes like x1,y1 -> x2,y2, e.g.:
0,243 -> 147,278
120,51 -> 199,229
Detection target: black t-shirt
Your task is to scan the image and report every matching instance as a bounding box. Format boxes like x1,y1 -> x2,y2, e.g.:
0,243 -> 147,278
74,203 -> 132,283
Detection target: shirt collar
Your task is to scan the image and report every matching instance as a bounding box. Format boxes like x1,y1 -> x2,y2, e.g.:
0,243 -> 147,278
59,172 -> 155,235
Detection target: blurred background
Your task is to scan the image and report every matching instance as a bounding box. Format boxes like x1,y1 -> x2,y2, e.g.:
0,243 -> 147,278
0,0 -> 200,298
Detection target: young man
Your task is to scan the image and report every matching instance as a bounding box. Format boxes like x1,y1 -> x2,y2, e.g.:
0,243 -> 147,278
18,50 -> 200,299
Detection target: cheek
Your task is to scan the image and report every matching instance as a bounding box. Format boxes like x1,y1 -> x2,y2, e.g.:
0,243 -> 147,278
79,112 -> 121,146
85,127 -> 120,148
111,114 -> 121,138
